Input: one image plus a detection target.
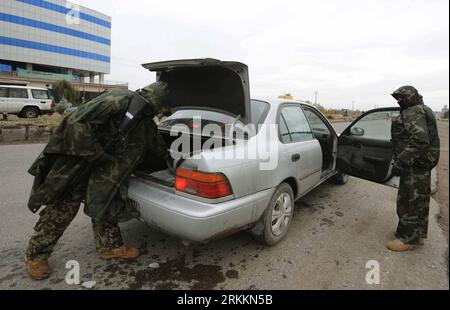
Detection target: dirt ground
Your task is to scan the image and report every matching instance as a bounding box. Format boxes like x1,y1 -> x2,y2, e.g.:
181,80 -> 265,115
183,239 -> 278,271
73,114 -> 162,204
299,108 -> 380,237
434,121 -> 449,239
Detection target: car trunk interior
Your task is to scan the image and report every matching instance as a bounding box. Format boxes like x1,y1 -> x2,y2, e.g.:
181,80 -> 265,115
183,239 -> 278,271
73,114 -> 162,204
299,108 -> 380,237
134,128 -> 231,186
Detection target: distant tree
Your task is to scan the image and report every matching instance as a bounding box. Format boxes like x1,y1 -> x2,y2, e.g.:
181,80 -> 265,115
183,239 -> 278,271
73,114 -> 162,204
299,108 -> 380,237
312,103 -> 326,114
443,111 -> 449,119
51,80 -> 80,105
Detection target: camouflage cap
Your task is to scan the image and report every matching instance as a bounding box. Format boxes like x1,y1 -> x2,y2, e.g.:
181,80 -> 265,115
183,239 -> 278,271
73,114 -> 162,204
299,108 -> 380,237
391,85 -> 423,108
139,81 -> 169,109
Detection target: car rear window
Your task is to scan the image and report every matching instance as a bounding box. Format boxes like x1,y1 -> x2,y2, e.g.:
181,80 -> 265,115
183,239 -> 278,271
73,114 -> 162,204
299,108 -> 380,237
161,100 -> 269,127
31,89 -> 50,99
250,99 -> 270,124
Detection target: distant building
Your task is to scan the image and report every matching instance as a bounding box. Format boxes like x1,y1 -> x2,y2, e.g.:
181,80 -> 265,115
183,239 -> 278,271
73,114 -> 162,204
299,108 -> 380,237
0,0 -> 127,100
278,93 -> 293,100
340,109 -> 349,117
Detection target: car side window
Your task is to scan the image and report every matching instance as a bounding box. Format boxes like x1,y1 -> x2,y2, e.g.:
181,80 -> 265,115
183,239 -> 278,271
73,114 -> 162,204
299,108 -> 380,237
303,108 -> 331,135
31,90 -> 50,99
349,111 -> 400,140
279,105 -> 313,143
0,87 -> 8,98
9,88 -> 28,98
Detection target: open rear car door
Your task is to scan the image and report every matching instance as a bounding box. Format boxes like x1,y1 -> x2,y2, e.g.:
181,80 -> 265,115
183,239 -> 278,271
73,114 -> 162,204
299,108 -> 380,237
336,107 -> 401,188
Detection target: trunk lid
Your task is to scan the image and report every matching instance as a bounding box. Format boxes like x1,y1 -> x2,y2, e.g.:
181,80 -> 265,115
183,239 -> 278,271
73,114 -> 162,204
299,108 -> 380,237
141,58 -> 251,124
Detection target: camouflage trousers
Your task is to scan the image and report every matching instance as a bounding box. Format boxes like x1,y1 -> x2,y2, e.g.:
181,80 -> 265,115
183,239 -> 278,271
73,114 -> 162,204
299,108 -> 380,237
395,168 -> 431,244
26,190 -> 123,261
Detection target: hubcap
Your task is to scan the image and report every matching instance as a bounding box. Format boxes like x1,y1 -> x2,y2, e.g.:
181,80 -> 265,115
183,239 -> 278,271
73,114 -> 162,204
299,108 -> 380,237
26,110 -> 36,118
271,192 -> 292,236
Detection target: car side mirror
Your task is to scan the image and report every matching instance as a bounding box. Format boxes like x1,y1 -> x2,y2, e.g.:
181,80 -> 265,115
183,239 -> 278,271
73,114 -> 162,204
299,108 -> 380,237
350,127 -> 365,137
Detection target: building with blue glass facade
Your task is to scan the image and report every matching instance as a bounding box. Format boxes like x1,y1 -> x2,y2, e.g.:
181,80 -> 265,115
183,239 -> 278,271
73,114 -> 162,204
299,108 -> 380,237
0,0 -> 125,97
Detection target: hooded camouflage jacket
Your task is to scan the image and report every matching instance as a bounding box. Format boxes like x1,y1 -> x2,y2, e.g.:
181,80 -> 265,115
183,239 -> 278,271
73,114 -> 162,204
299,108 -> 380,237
391,86 -> 440,170
27,87 -> 168,222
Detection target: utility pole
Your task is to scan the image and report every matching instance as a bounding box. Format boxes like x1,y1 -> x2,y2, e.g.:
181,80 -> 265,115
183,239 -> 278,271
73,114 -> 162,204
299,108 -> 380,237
352,100 -> 355,111
314,91 -> 318,105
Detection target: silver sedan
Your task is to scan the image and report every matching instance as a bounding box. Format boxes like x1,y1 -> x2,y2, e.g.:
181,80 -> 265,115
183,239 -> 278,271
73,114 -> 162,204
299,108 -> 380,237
128,59 -> 399,245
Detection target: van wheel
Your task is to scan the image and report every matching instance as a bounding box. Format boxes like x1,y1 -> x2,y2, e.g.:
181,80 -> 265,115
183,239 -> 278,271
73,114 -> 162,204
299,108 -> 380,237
250,183 -> 294,246
331,171 -> 349,185
22,107 -> 39,118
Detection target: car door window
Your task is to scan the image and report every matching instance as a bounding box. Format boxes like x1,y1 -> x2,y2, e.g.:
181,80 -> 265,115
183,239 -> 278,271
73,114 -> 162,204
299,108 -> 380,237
303,109 -> 331,135
350,111 -> 399,140
280,105 -> 313,143
337,108 -> 401,184
279,116 -> 291,143
0,87 -> 8,98
9,88 -> 28,98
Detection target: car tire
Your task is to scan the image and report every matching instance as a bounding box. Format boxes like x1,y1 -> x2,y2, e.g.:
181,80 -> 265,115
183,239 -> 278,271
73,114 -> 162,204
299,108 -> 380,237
250,182 -> 294,246
21,107 -> 39,118
331,171 -> 349,185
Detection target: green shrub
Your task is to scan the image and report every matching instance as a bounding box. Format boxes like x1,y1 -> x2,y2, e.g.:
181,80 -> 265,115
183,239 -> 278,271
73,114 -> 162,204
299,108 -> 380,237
51,80 -> 80,105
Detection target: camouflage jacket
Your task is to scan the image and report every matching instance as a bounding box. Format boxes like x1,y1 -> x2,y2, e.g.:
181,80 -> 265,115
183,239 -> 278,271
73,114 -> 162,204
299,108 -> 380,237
391,86 -> 440,170
27,88 -> 168,222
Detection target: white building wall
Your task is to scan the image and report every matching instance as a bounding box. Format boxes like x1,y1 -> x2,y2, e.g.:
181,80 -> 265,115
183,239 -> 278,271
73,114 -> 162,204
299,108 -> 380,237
0,0 -> 111,74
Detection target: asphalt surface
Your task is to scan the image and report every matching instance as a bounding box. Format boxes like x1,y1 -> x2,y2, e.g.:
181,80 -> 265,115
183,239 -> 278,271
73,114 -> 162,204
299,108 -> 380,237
434,121 -> 449,239
0,123 -> 448,290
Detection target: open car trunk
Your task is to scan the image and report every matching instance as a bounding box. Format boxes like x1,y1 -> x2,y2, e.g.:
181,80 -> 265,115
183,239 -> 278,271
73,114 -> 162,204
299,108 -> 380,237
134,58 -> 250,186
141,58 -> 251,123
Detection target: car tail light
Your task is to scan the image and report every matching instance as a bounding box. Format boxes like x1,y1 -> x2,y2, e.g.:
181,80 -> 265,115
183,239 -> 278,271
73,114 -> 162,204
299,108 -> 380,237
175,168 -> 232,199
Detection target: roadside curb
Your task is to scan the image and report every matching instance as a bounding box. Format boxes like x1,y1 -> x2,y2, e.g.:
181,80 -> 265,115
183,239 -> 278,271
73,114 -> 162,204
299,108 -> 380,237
0,125 -> 54,143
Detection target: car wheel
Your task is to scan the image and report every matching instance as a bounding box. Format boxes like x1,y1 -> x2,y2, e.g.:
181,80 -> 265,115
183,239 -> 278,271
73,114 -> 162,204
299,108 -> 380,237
250,182 -> 294,246
332,171 -> 349,185
22,107 -> 39,118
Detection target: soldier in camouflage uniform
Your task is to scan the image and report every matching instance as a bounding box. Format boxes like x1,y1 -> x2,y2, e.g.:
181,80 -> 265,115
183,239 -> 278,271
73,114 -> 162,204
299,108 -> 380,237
25,82 -> 170,279
388,85 -> 440,251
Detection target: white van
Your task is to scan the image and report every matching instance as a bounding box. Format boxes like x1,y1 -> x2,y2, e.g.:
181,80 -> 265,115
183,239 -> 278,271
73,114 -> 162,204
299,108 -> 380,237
0,85 -> 54,118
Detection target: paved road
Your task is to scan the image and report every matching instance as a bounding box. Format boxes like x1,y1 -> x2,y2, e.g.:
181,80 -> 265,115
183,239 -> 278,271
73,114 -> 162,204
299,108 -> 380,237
0,134 -> 448,290
434,121 -> 449,239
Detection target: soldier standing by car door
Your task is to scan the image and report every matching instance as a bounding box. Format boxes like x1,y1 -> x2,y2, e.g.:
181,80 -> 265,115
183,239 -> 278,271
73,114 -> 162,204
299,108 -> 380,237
25,82 -> 170,280
388,85 -> 440,251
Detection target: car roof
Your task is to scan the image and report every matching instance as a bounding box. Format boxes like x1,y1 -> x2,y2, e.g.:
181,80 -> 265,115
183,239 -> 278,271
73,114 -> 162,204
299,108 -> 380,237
252,98 -> 313,107
0,85 -> 48,90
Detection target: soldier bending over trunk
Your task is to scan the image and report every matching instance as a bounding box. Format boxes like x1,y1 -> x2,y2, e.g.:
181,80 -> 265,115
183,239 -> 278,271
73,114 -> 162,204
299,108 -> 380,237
25,82 -> 169,279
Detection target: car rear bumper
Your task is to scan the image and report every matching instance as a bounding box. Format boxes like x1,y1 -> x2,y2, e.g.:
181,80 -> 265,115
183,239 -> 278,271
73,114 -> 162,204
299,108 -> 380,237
127,176 -> 274,242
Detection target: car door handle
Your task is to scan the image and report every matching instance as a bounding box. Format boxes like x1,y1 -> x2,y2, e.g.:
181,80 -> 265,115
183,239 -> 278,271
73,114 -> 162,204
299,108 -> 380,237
40,101 -> 47,104
291,154 -> 301,162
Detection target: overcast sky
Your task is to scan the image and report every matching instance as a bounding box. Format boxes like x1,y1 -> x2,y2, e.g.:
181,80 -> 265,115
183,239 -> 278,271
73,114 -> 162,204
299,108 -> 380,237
75,0 -> 449,111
